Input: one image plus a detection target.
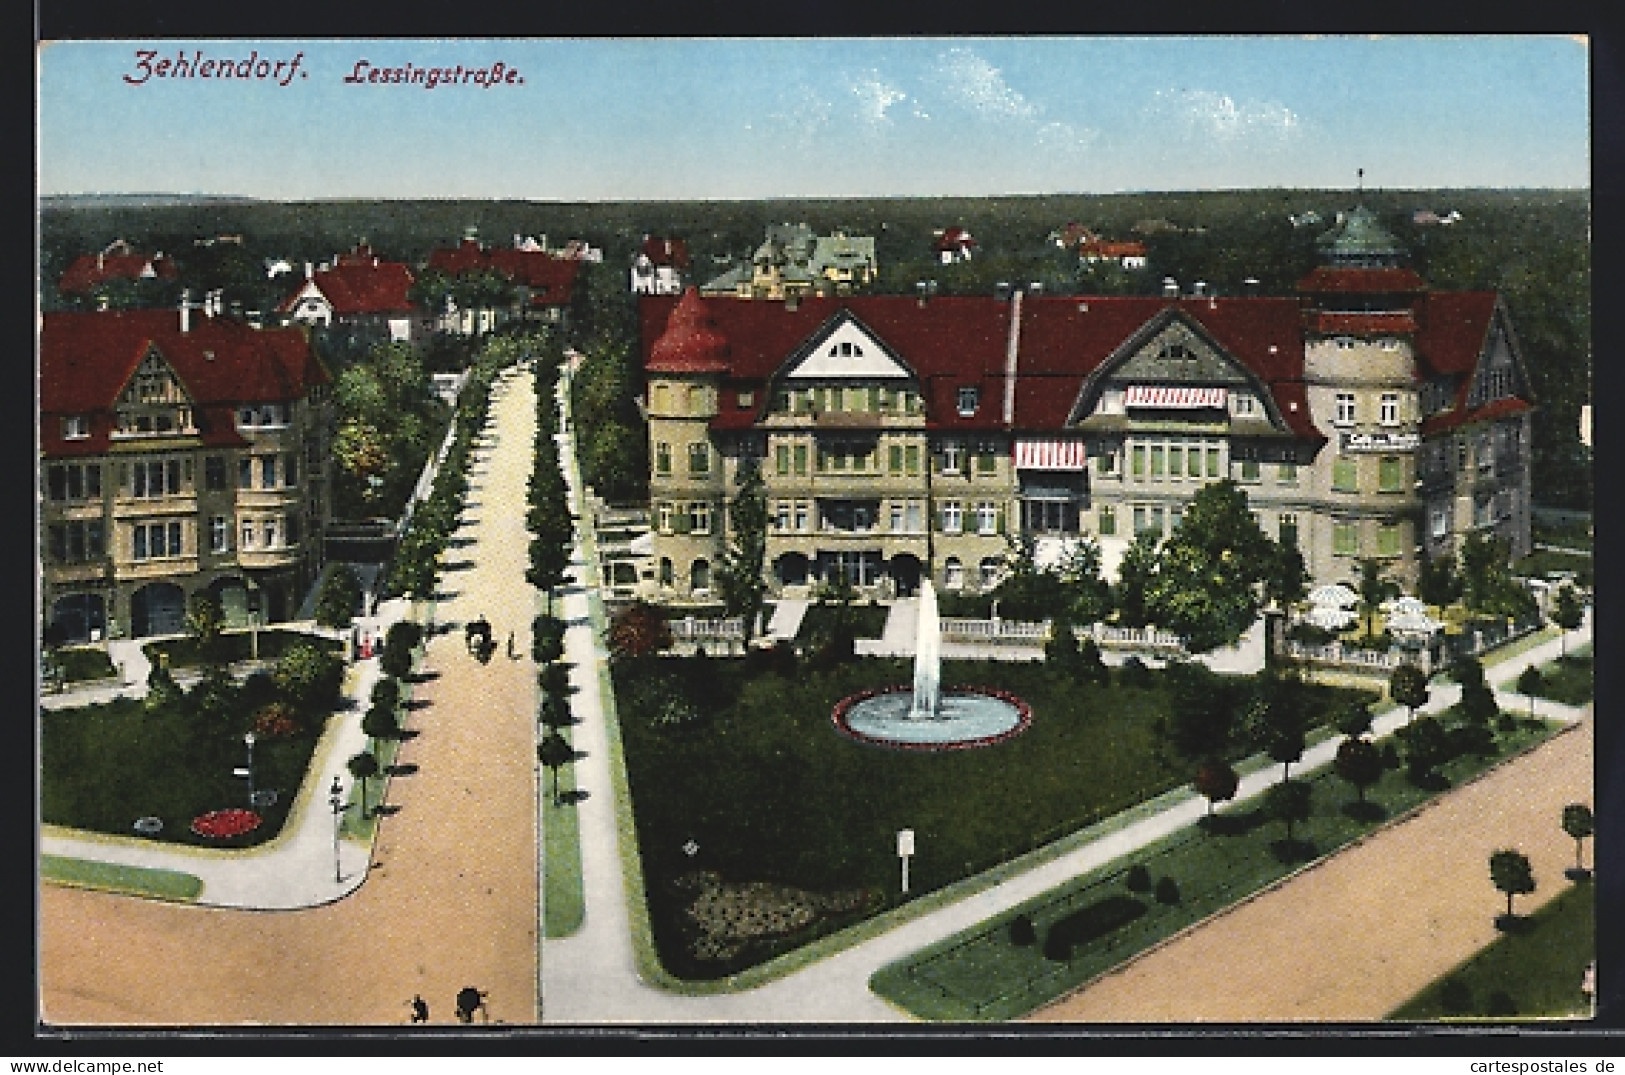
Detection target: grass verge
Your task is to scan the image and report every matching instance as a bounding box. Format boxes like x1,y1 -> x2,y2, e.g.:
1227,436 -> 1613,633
41,854 -> 202,901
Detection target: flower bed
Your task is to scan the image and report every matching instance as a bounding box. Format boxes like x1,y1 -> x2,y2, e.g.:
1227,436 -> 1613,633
189,809 -> 262,839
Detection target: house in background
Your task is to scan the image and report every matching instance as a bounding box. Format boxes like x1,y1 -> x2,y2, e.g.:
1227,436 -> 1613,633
702,223 -> 878,300
932,227 -> 977,264
424,230 -> 582,334
40,301 -> 333,643
276,242 -> 421,345
57,240 -> 179,305
630,235 -> 692,295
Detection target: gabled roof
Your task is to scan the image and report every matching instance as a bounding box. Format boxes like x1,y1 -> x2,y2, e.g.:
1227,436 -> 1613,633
1413,291 -> 1535,434
425,240 -> 581,305
57,247 -> 179,294
933,227 -> 976,252
39,310 -> 329,457
277,254 -> 416,316
638,236 -> 692,270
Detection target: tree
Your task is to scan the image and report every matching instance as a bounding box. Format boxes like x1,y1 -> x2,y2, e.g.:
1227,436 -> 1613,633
1334,736 -> 1385,805
1397,715 -> 1452,786
1551,584 -> 1584,659
315,565 -> 364,629
1516,665 -> 1544,699
1561,803 -> 1594,877
1146,480 -> 1279,652
1193,758 -> 1239,817
1246,670 -> 1310,781
1354,559 -> 1398,640
1263,541 -> 1309,616
531,614 -> 567,666
273,642 -> 345,716
1489,848 -> 1536,923
607,601 -> 672,663
1164,660 -> 1236,763
1335,697 -> 1375,740
1264,779 -> 1313,848
348,750 -> 381,817
1417,551 -> 1463,608
1389,663 -> 1431,724
184,591 -> 227,667
716,462 -> 769,643
538,731 -> 574,805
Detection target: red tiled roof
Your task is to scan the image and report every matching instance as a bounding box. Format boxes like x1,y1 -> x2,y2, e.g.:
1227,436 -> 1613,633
1307,311 -> 1419,335
39,310 -> 328,458
426,240 -> 581,305
1295,267 -> 1428,294
933,227 -> 977,252
1414,291 -> 1499,376
639,237 -> 692,270
58,251 -> 179,294
1079,239 -> 1148,259
1421,395 -> 1533,436
647,289 -> 731,374
640,293 -> 1326,439
277,259 -> 416,316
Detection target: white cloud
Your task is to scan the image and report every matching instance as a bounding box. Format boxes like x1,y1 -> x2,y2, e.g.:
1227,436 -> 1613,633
848,70 -> 909,130
932,47 -> 1038,120
1149,88 -> 1305,145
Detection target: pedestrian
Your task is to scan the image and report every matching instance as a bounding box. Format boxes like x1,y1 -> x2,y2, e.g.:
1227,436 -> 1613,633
454,986 -> 487,1024
409,994 -> 428,1023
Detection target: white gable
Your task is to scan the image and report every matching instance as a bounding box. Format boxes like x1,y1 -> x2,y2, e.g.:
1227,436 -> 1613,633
785,319 -> 911,380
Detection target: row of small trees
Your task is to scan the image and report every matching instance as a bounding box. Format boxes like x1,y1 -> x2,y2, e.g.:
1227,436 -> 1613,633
528,341 -> 577,802
346,620 -> 426,817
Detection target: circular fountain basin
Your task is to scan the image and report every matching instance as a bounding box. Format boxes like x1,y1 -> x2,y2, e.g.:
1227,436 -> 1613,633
833,685 -> 1031,751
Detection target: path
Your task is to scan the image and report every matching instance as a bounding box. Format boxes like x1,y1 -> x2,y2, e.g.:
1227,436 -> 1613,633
40,361 -> 542,1026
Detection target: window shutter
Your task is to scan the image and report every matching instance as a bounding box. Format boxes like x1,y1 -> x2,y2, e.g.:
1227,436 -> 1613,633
996,506 -> 1006,535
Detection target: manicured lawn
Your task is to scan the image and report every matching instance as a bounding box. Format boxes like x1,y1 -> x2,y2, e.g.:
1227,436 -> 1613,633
1388,881 -> 1595,1021
797,600 -> 891,641
40,855 -> 203,900
51,647 -> 118,683
615,652 -> 1369,980
869,717 -> 1563,1021
41,682 -> 333,849
1530,646 -> 1593,706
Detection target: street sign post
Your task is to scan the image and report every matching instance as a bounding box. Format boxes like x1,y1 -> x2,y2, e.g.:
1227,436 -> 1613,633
897,828 -> 915,894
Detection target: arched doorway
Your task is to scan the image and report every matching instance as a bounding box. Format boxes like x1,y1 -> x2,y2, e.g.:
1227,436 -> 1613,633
890,553 -> 921,597
50,593 -> 106,644
690,558 -> 712,595
130,582 -> 186,637
208,577 -> 251,628
775,552 -> 809,588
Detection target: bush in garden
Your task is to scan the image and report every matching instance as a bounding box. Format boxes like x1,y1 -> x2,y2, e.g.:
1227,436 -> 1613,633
1119,655 -> 1153,688
1008,913 -> 1037,947
314,564 -> 364,628
1042,928 -> 1072,963
370,677 -> 401,712
1439,976 -> 1473,1015
362,701 -> 399,740
1124,864 -> 1152,892
251,702 -> 302,739
1154,876 -> 1181,905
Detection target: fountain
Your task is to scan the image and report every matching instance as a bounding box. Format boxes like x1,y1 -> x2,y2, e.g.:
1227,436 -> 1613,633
833,580 -> 1030,751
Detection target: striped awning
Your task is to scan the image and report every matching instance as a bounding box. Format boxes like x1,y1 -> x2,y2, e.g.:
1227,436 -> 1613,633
1014,438 -> 1090,470
1124,385 -> 1228,409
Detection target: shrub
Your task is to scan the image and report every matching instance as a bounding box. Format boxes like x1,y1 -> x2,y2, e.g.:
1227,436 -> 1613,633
1008,913 -> 1037,947
1042,928 -> 1073,963
251,702 -> 302,739
1124,864 -> 1152,892
1154,876 -> 1181,905
1047,895 -> 1148,951
314,565 -> 364,628
370,677 -> 401,712
362,702 -> 399,740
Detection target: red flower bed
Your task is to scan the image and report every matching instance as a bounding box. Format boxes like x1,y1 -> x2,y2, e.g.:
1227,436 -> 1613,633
190,808 -> 263,839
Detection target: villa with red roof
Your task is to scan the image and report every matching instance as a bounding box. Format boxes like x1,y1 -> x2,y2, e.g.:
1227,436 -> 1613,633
424,232 -> 581,334
933,227 -> 977,265
276,243 -> 421,345
57,240 -> 179,301
639,206 -> 1533,606
40,302 -> 333,643
630,235 -> 692,295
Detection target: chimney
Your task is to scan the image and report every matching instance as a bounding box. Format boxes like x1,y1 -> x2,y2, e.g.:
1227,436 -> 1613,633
1193,281 -> 1208,298
994,281 -> 1012,302
1002,288 -> 1024,427
305,261 -> 313,280
96,294 -> 110,312
179,289 -> 192,333
1162,277 -> 1179,299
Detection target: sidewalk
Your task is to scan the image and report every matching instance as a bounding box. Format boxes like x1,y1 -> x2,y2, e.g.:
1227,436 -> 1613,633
41,602 -> 412,909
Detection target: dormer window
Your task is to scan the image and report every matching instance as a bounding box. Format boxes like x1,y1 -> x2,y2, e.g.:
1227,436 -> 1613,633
957,387 -> 980,417
1233,394 -> 1257,417
61,415 -> 89,440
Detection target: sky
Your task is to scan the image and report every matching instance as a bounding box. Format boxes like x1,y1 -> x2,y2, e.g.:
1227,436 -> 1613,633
36,35 -> 1591,201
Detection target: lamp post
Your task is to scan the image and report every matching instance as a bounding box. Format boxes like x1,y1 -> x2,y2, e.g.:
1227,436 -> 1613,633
328,775 -> 344,884
242,732 -> 257,805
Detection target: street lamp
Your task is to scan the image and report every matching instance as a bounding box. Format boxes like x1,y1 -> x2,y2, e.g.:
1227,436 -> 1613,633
328,775 -> 344,884
242,732 -> 257,805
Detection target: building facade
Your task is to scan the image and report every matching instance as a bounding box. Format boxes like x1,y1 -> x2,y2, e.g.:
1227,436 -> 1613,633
40,305 -> 333,642
640,209 -> 1534,609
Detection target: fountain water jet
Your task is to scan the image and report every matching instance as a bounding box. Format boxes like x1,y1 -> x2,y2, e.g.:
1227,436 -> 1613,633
832,579 -> 1030,751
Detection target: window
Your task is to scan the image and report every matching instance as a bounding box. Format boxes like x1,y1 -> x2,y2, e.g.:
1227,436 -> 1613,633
794,501 -> 810,532
690,559 -> 711,593
688,443 -> 710,476
133,520 -> 183,560
1457,438 -> 1469,472
776,501 -> 792,531
1233,394 -> 1257,417
46,463 -> 101,502
261,455 -> 278,489
944,557 -> 964,589
1151,505 -> 1165,534
61,415 -> 89,439
131,459 -> 181,498
1377,522 -> 1403,557
239,457 -> 254,489
976,501 -> 999,536
1431,504 -> 1450,538
941,501 -> 963,534
957,387 -> 980,416
737,390 -> 755,409
1131,445 -> 1146,479
976,445 -> 999,474
1238,458 -> 1260,482
263,518 -> 278,548
889,444 -> 904,473
1332,459 -> 1358,493
1133,505 -> 1148,534
1335,392 -> 1357,426
657,502 -> 674,534
1098,504 -> 1116,536
241,518 -> 256,549
1277,462 -> 1298,485
652,385 -> 670,413
658,443 -> 673,475
793,444 -> 809,475
1168,445 -> 1184,479
659,557 -> 674,587
1380,393 -> 1400,426
1206,447 -> 1221,477
205,456 -> 227,492
1279,513 -> 1299,548
1336,337 -> 1356,351
287,513 -> 301,547
904,444 -> 920,475
210,515 -> 230,553
979,557 -> 1002,589
688,501 -> 711,535
1379,456 -> 1404,492
1097,451 -> 1117,476
1150,446 -> 1165,479
1333,521 -> 1359,556
940,442 -> 964,474
47,521 -> 104,563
